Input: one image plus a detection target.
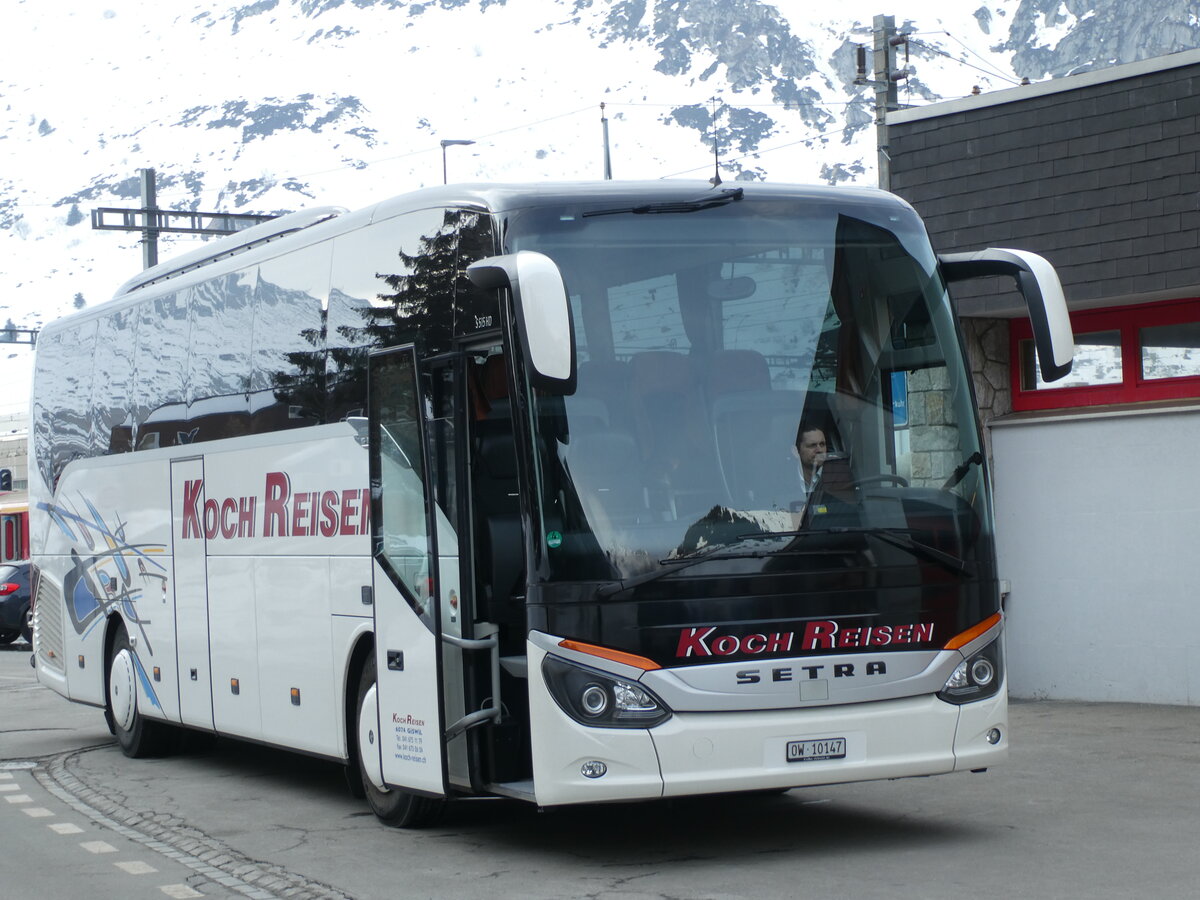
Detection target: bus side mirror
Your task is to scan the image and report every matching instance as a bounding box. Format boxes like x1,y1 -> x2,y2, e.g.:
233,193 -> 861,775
940,248 -> 1074,383
467,251 -> 577,395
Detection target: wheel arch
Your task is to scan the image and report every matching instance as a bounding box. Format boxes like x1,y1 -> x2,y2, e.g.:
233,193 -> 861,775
341,630 -> 375,798
100,611 -> 129,733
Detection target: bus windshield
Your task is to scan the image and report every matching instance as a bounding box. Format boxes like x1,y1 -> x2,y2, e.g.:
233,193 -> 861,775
506,191 -> 991,587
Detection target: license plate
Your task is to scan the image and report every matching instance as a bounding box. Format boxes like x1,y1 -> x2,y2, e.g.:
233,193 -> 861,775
786,737 -> 846,763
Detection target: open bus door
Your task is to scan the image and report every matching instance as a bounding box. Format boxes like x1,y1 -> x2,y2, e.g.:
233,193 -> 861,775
363,346 -> 450,810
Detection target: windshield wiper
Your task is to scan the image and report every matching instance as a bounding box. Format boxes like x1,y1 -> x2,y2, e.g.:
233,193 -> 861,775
582,187 -> 744,218
596,533 -> 776,598
596,524 -> 970,599
749,527 -> 971,576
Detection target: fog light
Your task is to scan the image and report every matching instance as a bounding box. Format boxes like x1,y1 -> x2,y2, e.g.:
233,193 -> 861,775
581,760 -> 608,779
986,727 -> 1002,745
580,684 -> 609,717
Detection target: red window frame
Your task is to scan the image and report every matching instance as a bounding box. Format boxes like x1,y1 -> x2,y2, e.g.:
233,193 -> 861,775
1010,297 -> 1200,411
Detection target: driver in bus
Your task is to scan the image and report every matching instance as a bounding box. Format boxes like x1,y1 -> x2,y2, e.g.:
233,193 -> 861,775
793,422 -> 828,501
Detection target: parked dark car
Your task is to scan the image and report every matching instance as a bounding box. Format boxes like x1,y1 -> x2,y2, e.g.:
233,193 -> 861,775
0,561 -> 31,645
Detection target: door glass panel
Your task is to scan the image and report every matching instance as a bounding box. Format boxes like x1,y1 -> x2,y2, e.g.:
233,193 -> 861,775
371,348 -> 436,628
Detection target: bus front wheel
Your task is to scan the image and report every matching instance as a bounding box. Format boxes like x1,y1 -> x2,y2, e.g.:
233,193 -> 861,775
355,655 -> 445,828
107,624 -> 170,758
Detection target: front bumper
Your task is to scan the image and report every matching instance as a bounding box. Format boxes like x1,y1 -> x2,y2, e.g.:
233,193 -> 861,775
527,640 -> 1007,806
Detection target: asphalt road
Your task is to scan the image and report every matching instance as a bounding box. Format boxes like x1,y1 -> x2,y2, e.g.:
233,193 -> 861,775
3,641 -> 1199,900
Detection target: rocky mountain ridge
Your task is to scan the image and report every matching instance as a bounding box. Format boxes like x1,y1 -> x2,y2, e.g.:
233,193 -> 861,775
1,0 -> 1197,360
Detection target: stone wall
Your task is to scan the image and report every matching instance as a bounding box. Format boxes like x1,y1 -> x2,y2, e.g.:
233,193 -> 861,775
960,317 -> 1012,465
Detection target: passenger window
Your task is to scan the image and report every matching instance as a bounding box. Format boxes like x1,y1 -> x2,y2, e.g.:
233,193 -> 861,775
135,292 -> 189,450
253,250 -> 330,432
187,270 -> 255,442
32,325 -> 97,488
92,309 -> 138,455
327,208 -> 456,420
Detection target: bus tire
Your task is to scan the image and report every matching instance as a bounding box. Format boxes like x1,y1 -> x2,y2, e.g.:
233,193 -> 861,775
107,624 -> 171,758
355,655 -> 445,828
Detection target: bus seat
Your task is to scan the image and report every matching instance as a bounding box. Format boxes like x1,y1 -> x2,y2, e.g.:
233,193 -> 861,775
472,353 -> 510,419
473,426 -> 524,620
567,430 -> 645,523
629,351 -> 694,462
629,351 -> 725,516
711,390 -> 808,508
706,349 -> 770,398
574,359 -> 632,432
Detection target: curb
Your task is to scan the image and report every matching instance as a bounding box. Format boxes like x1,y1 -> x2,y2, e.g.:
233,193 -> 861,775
34,748 -> 353,900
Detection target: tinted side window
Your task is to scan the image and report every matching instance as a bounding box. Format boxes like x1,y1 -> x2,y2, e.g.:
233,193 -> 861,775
186,269 -> 255,442
134,291 -> 189,451
92,308 -> 138,455
252,248 -> 330,433
327,208 -> 457,420
453,210 -> 499,338
32,324 -> 97,490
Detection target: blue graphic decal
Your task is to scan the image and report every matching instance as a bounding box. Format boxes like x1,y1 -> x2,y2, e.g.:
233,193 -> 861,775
40,495 -> 168,659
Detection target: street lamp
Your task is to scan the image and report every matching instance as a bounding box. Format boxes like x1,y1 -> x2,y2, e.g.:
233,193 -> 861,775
440,139 -> 475,184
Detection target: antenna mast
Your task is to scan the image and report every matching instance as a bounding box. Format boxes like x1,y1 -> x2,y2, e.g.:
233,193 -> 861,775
709,96 -> 723,186
601,103 -> 613,180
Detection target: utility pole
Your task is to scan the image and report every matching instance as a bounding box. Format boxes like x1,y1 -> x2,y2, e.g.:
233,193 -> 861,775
140,167 -> 158,269
856,15 -> 908,191
91,168 -> 278,270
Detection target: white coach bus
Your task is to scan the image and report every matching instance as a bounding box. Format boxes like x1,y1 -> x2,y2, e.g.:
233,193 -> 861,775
29,182 -> 1072,826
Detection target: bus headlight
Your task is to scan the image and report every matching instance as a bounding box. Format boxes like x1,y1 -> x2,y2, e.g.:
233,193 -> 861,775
938,638 -> 1003,705
542,656 -> 671,728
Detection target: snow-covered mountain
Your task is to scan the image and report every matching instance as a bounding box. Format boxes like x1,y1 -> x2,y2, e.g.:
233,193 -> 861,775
2,0 -> 1198,416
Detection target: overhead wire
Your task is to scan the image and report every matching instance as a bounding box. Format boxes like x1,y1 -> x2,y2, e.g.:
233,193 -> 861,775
906,34 -> 1023,87
657,110 -> 871,180
925,28 -> 1024,83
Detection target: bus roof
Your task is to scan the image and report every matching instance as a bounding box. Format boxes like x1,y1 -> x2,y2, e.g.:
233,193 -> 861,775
42,180 -> 911,341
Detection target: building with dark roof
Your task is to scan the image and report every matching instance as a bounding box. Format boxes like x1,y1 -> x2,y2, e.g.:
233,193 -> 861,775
889,49 -> 1200,705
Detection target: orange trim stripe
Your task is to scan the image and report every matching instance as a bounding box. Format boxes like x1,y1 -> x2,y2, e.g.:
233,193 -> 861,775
558,639 -> 661,671
944,612 -> 1003,650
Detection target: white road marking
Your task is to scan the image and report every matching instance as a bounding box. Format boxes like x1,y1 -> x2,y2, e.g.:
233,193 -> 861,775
160,885 -> 204,899
4,793 -> 32,803
81,840 -> 119,854
22,807 -> 53,817
0,783 -> 20,791
48,822 -> 85,834
115,860 -> 158,875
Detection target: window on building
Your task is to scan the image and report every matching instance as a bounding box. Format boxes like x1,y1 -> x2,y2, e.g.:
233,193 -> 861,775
1011,298 -> 1200,410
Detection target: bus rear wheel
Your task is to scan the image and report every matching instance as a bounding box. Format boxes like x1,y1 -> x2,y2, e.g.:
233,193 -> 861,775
107,624 -> 170,758
355,655 -> 445,828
